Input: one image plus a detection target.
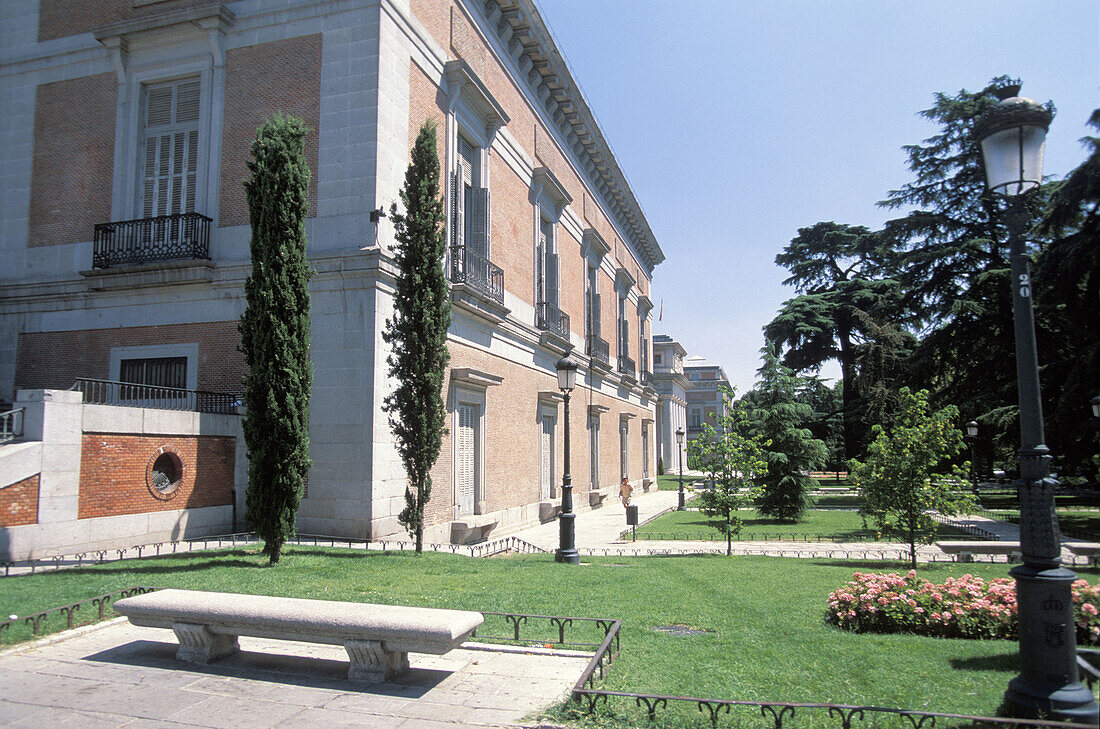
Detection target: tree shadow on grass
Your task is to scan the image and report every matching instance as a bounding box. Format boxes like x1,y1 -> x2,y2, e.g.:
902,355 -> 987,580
949,652 -> 1017,673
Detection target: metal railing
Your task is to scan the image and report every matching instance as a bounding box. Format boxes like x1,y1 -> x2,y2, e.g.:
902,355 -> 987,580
586,334 -> 610,366
0,587 -> 157,640
1,407 -> 24,443
450,245 -> 504,304
640,370 -> 653,386
93,212 -> 211,269
617,354 -> 636,380
71,378 -> 239,414
536,301 -> 570,340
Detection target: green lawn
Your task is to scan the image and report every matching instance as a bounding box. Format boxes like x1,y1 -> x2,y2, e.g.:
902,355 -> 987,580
4,546 -> 1091,725
633,508 -> 978,542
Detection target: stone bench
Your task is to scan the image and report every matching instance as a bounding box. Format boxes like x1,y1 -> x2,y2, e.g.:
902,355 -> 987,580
539,499 -> 561,523
113,589 -> 483,681
450,514 -> 498,545
1065,542 -> 1100,564
589,488 -> 610,508
936,541 -> 1022,562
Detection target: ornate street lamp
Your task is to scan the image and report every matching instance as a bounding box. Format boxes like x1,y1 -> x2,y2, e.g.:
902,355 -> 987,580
965,420 -> 979,494
975,84 -> 1097,722
554,357 -> 580,564
675,427 -> 686,511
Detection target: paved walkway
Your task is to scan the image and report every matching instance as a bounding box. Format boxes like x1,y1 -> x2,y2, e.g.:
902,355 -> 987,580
0,619 -> 589,729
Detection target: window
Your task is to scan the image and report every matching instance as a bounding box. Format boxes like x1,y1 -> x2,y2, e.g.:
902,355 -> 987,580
455,402 -> 480,516
617,295 -> 628,357
638,315 -> 648,374
120,357 -> 188,389
689,408 -> 702,427
585,264 -> 600,340
655,353 -> 663,364
642,423 -> 650,478
535,217 -> 558,309
589,414 -> 600,489
539,411 -> 555,500
689,372 -> 701,381
452,136 -> 490,261
619,419 -> 629,479
139,78 -> 201,220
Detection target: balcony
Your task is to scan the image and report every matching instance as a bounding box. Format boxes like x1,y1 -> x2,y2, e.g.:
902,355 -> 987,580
451,246 -> 503,304
586,334 -> 610,369
640,370 -> 654,387
93,212 -> 211,269
617,354 -> 637,384
536,301 -> 569,339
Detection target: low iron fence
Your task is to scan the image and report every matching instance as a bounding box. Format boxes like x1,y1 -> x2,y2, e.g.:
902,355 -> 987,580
0,586 -> 157,642
71,378 -> 239,414
93,212 -> 211,269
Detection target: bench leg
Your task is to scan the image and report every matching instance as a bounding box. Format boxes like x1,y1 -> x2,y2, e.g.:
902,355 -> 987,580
345,640 -> 409,681
171,622 -> 239,663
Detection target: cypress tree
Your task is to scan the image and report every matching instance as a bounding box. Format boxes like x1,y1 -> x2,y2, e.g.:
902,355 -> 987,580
239,115 -> 313,566
752,341 -> 828,522
383,122 -> 450,554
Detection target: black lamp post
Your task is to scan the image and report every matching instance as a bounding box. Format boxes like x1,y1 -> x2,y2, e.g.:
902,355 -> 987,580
965,420 -> 979,494
975,84 -> 1098,723
554,357 -> 580,565
675,427 -> 686,511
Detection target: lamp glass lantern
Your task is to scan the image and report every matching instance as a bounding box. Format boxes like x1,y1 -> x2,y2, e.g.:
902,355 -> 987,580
556,357 -> 578,392
974,85 -> 1051,197
1091,395 -> 1100,420
966,420 -> 979,439
675,427 -> 684,445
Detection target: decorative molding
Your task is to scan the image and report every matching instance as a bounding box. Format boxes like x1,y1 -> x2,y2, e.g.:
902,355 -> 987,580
531,166 -> 572,218
450,368 -> 504,388
537,390 -> 564,404
93,3 -> 235,43
588,404 -> 609,416
581,227 -> 611,264
636,295 -> 654,316
444,58 -> 510,132
615,266 -> 636,293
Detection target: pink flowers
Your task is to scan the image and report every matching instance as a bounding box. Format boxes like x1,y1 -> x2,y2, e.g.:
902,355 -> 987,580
826,572 -> 1100,644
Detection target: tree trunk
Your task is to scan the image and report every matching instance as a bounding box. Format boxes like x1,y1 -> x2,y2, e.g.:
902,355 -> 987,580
415,478 -> 424,554
268,538 -> 283,566
837,320 -> 859,462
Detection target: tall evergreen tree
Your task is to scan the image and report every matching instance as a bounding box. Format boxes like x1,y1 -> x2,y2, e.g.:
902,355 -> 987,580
383,122 -> 450,554
751,341 -> 828,522
240,115 -> 313,566
766,222 -> 910,459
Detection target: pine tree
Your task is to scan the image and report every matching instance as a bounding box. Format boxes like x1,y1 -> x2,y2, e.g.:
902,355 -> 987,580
383,122 -> 450,554
752,341 -> 828,522
240,115 -> 313,566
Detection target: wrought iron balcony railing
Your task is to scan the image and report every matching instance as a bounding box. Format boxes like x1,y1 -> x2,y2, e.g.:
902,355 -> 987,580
0,407 -> 24,444
536,301 -> 570,341
640,370 -> 653,386
618,354 -> 636,380
586,334 -> 610,366
93,212 -> 212,269
450,245 -> 504,304
71,378 -> 239,415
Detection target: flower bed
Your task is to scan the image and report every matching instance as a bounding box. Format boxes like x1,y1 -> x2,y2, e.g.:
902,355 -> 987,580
826,570 -> 1100,644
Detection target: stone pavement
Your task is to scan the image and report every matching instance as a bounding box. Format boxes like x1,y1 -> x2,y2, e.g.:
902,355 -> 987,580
0,619 -> 590,729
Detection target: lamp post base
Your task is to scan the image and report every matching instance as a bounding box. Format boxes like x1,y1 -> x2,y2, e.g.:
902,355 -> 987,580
555,511 -> 579,564
1005,676 -> 1099,725
677,490 -> 685,511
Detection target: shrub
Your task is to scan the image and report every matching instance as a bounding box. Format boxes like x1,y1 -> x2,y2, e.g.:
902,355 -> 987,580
826,570 -> 1100,645
657,457 -> 665,476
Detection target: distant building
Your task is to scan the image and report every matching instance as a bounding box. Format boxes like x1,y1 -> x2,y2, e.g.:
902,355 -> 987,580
651,334 -> 690,470
683,355 -> 733,439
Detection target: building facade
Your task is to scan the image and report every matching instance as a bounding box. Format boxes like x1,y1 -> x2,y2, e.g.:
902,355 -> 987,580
650,334 -> 689,472
0,0 -> 663,551
683,355 -> 732,441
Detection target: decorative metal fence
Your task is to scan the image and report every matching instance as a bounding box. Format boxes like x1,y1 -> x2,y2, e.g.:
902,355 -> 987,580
586,334 -> 610,366
93,212 -> 211,269
618,353 -> 636,379
450,245 -> 504,304
0,586 -> 157,641
0,407 -> 23,443
71,378 -> 239,414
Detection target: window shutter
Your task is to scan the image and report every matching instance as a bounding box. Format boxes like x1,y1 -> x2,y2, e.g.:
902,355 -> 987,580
140,79 -> 200,220
451,169 -> 464,249
546,252 -> 559,309
457,405 -> 476,515
535,239 -> 545,305
593,292 -> 601,337
468,187 -> 489,258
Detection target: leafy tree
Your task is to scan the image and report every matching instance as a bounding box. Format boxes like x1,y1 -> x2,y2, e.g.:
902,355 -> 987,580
383,121 -> 451,553
849,388 -> 976,570
1036,109 -> 1100,477
797,376 -> 845,474
687,389 -> 769,555
240,115 -> 313,565
751,341 -> 828,522
766,222 -> 909,459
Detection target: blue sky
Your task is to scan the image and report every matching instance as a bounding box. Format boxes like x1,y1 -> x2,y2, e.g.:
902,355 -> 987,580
533,0 -> 1099,393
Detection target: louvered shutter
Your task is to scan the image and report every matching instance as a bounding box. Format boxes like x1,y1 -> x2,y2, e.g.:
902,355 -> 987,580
546,252 -> 559,309
592,292 -> 601,338
540,415 -> 553,500
141,79 -> 200,222
468,187 -> 489,259
535,238 -> 545,306
456,404 -> 476,515
451,168 -> 464,250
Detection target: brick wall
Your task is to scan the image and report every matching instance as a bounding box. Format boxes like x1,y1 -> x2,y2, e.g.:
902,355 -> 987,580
219,35 -> 322,228
28,73 -> 117,247
78,434 -> 234,519
408,62 -> 446,173
0,475 -> 40,527
38,0 -> 214,42
15,321 -> 245,393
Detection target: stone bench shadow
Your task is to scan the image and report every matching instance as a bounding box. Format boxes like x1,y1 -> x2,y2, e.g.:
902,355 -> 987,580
84,637 -> 450,696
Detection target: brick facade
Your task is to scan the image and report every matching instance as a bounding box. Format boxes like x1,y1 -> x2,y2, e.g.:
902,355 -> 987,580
78,434 -> 234,519
38,0 -> 215,42
0,475 -> 40,527
219,34 -> 322,228
29,73 -> 117,247
14,321 -> 245,393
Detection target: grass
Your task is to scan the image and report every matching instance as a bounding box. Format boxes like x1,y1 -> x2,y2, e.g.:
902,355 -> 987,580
634,508 -> 978,542
5,545 -> 1093,726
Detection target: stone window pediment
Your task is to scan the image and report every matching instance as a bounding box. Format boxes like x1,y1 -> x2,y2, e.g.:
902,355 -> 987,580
445,59 -> 510,142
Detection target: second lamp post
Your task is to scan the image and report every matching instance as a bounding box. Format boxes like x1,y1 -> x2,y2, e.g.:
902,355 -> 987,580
676,427 -> 686,510
554,357 -> 580,564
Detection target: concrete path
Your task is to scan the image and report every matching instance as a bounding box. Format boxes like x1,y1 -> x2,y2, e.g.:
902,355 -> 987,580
0,619 -> 589,729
